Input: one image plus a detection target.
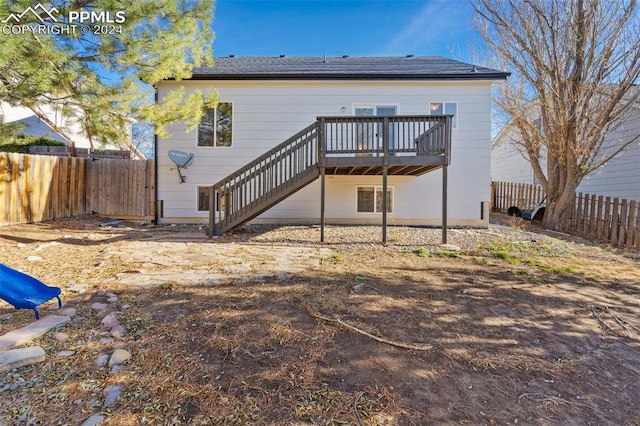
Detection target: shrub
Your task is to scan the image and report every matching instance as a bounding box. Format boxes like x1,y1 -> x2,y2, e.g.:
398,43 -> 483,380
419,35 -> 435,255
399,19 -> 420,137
0,135 -> 67,153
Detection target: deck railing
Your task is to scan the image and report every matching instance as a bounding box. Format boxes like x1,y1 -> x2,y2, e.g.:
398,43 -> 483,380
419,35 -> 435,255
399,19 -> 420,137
319,115 -> 452,161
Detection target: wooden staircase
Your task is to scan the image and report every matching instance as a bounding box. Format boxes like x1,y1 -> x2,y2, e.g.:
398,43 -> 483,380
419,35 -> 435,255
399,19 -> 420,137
208,115 -> 453,236
209,123 -> 319,236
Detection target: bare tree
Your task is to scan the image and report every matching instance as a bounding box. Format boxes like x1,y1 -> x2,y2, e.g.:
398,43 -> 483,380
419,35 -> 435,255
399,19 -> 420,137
474,0 -> 640,230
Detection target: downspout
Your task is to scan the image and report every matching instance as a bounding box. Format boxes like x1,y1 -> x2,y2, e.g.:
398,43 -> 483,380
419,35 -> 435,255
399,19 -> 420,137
153,86 -> 159,225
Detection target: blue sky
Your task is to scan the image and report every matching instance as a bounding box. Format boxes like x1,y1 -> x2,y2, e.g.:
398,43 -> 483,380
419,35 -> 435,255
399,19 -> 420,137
213,0 -> 479,62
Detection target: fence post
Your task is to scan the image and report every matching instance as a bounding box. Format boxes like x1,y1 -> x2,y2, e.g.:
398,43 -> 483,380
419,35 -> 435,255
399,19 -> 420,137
634,202 -> 640,250
626,200 -> 636,250
611,198 -> 620,246
619,199 -> 628,247
588,194 -> 597,238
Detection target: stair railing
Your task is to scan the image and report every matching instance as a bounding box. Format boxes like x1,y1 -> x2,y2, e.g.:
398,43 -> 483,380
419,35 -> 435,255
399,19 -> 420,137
209,122 -> 319,235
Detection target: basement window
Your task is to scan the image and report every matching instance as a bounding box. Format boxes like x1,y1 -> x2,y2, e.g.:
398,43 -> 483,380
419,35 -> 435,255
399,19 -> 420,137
197,102 -> 233,147
429,102 -> 457,129
357,186 -> 393,213
197,186 -> 211,212
197,186 -> 229,213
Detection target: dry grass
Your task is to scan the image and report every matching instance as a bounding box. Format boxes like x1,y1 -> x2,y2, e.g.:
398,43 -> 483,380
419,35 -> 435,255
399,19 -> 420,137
1,217 -> 640,424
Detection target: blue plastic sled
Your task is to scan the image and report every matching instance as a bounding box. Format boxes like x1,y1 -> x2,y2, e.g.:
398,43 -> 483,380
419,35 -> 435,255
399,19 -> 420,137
0,263 -> 62,320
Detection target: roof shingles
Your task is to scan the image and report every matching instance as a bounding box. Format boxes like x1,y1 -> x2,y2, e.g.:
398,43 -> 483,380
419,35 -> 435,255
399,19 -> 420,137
189,56 -> 509,80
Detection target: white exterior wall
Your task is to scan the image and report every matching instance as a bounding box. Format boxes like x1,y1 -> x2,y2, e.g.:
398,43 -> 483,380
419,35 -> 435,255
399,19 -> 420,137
577,108 -> 640,200
0,101 -> 91,148
490,132 -> 537,184
157,79 -> 496,226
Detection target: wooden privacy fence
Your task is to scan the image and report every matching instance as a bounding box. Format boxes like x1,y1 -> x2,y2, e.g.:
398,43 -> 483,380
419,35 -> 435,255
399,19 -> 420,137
491,181 -> 640,250
0,152 -> 155,226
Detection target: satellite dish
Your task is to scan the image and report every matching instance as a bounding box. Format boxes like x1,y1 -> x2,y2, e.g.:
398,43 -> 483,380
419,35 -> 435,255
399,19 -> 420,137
168,150 -> 194,184
168,150 -> 194,167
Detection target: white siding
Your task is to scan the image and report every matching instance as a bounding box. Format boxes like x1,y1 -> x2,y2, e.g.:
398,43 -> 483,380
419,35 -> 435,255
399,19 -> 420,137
157,80 -> 496,226
577,109 -> 640,200
1,101 -> 91,148
490,135 -> 537,184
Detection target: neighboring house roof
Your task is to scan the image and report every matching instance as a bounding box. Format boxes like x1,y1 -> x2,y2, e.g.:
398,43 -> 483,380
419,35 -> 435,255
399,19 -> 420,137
188,56 -> 510,81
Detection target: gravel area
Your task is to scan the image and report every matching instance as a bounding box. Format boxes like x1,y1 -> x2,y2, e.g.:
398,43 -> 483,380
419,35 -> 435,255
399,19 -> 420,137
227,222 -> 550,252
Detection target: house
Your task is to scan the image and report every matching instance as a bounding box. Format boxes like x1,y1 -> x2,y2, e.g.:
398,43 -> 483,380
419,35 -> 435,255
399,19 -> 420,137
491,101 -> 640,201
0,100 -> 89,146
156,56 -> 509,236
0,100 -> 141,158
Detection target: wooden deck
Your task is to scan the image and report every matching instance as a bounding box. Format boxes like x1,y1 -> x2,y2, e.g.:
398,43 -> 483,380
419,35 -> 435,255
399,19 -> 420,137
319,115 -> 451,175
209,115 -> 452,237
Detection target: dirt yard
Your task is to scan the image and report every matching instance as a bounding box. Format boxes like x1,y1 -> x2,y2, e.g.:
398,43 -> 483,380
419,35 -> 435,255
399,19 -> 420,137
0,215 -> 639,425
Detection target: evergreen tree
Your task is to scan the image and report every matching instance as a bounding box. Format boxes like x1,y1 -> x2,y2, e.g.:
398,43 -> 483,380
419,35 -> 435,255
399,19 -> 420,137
0,1 -> 217,153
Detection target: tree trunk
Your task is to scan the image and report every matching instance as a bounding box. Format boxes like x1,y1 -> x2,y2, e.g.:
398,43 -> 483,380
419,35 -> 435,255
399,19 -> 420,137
541,181 -> 577,231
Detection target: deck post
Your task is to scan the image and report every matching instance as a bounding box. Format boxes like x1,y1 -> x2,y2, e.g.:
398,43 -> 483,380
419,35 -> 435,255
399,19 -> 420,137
208,186 -> 215,237
382,165 -> 388,244
320,167 -> 326,242
318,117 -> 326,243
442,165 -> 448,244
382,117 -> 390,244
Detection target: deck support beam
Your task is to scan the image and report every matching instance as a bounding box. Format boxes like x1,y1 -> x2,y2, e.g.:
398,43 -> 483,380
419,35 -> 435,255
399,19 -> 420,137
442,165 -> 448,244
208,187 -> 215,237
382,117 -> 389,245
320,167 -> 326,242
382,165 -> 388,244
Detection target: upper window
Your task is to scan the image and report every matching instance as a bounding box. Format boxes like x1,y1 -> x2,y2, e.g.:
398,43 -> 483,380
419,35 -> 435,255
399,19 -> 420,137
357,186 -> 393,213
429,102 -> 457,129
198,102 -> 233,147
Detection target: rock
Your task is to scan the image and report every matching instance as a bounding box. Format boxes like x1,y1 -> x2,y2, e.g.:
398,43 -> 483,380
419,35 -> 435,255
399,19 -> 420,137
0,315 -> 71,351
95,354 -> 110,367
16,242 -> 26,248
91,303 -> 108,311
103,384 -> 122,407
121,304 -> 131,311
35,241 -> 62,251
96,290 -> 107,297
137,293 -> 151,301
53,332 -> 69,342
101,313 -> 119,329
67,283 -> 87,293
26,255 -> 43,262
95,308 -> 113,319
108,349 -> 131,366
57,350 -> 75,357
106,296 -> 118,303
106,293 -> 117,298
110,325 -> 126,338
99,337 -> 113,345
353,283 -> 365,293
0,313 -> 12,321
60,308 -> 77,317
0,347 -> 46,373
110,365 -> 123,374
81,413 -> 105,426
